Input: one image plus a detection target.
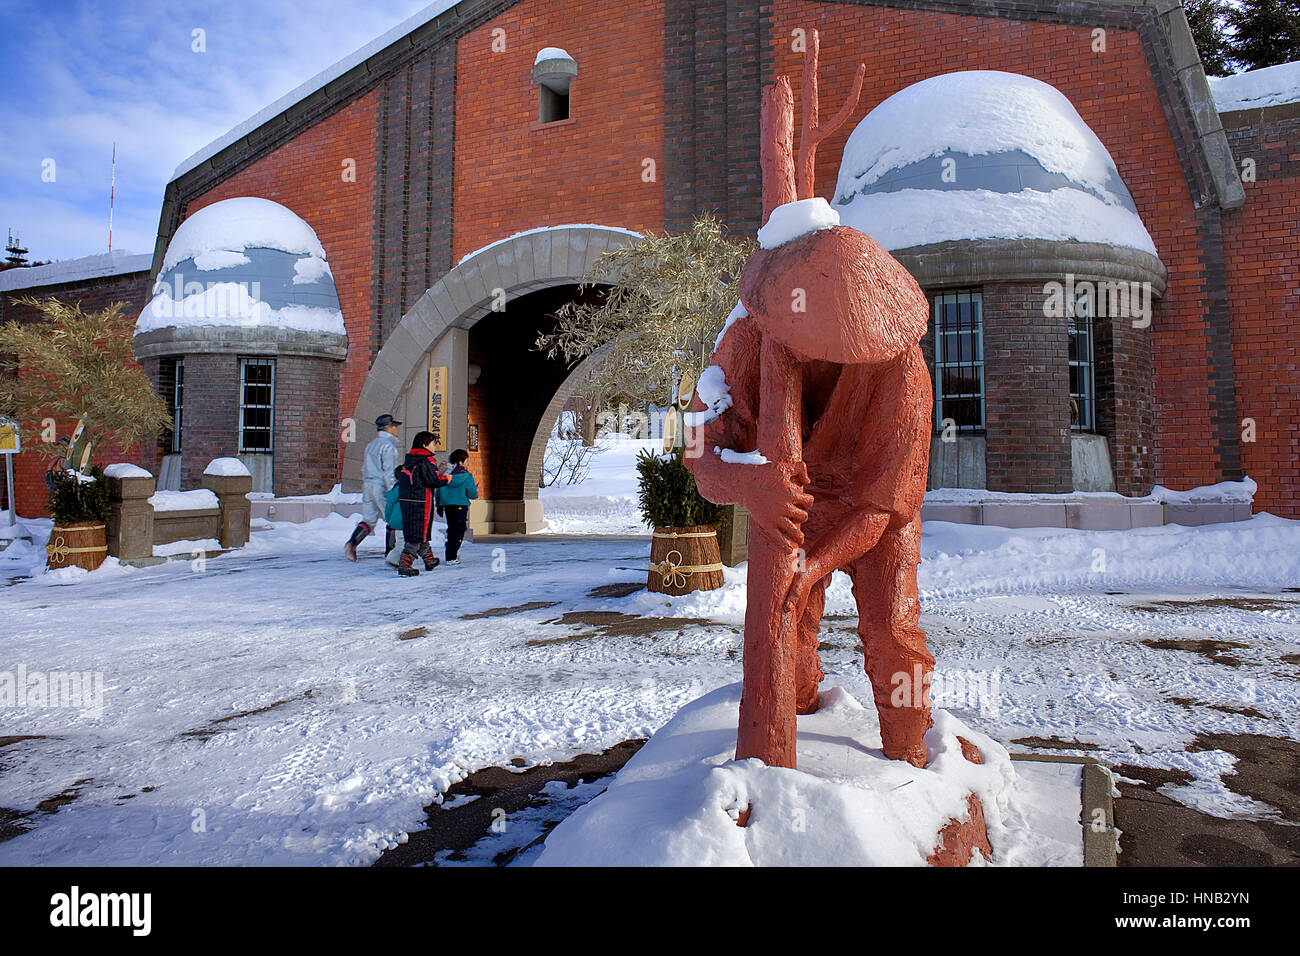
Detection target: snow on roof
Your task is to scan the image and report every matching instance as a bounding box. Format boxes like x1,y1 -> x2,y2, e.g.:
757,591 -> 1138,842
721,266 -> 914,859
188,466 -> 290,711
1208,60 -> 1300,112
162,198 -> 327,271
138,197 -> 345,336
172,0 -> 463,181
455,224 -> 643,267
834,71 -> 1156,255
0,250 -> 152,293
534,47 -> 573,65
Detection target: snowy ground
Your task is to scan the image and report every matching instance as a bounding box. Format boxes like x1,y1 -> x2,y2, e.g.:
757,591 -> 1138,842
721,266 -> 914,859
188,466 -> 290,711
0,439 -> 1297,865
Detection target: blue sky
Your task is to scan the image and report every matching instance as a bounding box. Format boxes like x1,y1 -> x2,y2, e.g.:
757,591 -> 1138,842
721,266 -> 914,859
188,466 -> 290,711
0,0 -> 436,263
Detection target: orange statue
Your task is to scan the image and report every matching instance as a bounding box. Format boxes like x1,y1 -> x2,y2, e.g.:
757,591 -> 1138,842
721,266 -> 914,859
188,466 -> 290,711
688,31 -> 934,771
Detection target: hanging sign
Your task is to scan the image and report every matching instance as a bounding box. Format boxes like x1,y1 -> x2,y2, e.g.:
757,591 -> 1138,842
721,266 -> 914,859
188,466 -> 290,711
428,367 -> 449,452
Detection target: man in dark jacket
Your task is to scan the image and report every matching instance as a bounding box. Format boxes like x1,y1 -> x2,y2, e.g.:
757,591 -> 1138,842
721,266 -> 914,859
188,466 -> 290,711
396,431 -> 450,576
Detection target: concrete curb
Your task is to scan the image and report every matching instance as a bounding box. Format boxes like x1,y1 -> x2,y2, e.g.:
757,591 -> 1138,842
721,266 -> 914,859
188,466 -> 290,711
1010,753 -> 1118,867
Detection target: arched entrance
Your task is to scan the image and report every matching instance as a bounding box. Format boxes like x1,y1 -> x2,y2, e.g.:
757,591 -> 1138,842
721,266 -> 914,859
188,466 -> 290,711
343,225 -> 641,533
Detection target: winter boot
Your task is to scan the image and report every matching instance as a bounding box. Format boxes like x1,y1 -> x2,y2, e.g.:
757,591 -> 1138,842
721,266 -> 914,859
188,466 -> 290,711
397,551 -> 419,577
345,522 -> 372,562
385,528 -> 396,556
422,552 -> 441,572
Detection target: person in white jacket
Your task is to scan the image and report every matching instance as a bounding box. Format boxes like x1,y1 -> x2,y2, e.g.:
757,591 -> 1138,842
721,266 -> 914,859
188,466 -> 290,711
345,414 -> 403,561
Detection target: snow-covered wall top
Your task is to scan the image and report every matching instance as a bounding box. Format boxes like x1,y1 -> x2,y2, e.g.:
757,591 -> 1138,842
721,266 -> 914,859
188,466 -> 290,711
1208,60 -> 1300,112
0,250 -> 152,293
172,1 -> 462,181
137,197 -> 345,336
834,71 -> 1158,257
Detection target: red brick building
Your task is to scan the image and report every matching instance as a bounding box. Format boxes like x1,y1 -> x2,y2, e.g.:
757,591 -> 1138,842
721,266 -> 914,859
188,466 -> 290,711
4,0 -> 1297,526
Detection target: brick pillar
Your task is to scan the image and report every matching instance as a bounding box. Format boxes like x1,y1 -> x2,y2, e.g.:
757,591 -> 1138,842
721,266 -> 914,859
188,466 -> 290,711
201,472 -> 253,549
983,282 -> 1072,493
106,473 -> 156,561
1096,309 -> 1156,496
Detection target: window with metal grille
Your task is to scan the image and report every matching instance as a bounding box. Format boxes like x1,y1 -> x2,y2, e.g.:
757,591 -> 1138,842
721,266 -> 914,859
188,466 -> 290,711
239,358 -> 274,453
159,358 -> 183,453
933,290 -> 984,432
1069,298 -> 1096,432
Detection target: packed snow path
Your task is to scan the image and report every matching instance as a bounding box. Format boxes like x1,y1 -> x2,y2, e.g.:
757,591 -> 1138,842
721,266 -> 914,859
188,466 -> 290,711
0,512 -> 1297,865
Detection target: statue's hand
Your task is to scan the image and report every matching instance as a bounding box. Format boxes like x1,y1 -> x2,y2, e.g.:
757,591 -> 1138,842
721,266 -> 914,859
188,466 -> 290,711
744,460 -> 813,550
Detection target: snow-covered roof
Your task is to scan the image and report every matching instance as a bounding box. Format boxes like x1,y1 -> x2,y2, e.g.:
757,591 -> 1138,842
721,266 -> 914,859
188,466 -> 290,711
0,250 -> 152,293
1208,60 -> 1300,112
161,197 -> 327,271
172,0 -> 463,181
534,47 -> 573,65
834,71 -> 1157,256
138,197 -> 345,336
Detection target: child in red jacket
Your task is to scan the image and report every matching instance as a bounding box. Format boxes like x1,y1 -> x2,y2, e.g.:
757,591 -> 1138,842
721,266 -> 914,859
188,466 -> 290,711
395,432 -> 450,576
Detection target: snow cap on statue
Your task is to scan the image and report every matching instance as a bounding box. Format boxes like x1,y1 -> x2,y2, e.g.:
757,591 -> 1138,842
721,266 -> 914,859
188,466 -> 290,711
739,201 -> 928,365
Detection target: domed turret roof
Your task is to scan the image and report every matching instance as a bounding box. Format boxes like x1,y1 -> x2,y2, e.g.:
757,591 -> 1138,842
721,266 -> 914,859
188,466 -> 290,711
833,71 -> 1157,256
137,197 -> 345,336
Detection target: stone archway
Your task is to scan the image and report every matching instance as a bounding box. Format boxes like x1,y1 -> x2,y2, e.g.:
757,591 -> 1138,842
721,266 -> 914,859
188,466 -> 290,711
343,225 -> 642,533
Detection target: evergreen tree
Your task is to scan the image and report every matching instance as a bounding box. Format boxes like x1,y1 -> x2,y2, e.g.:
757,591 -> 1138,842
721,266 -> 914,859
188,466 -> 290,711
1227,0 -> 1300,71
1186,0 -> 1238,74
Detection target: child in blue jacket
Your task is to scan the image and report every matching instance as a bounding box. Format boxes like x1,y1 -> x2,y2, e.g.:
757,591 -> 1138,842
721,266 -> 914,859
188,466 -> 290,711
436,448 -> 478,566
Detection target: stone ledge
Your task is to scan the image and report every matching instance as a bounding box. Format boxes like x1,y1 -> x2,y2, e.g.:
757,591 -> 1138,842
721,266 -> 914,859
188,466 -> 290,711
890,238 -> 1168,295
920,497 -> 1251,529
134,325 -> 347,361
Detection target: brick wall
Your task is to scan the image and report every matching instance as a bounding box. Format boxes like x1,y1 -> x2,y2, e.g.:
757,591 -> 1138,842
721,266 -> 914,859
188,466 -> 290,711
982,282 -> 1073,492
273,356 -> 344,496
452,0 -> 666,261
181,90 -> 379,483
0,270 -> 152,517
772,0 -> 1235,495
1222,114 -> 1300,517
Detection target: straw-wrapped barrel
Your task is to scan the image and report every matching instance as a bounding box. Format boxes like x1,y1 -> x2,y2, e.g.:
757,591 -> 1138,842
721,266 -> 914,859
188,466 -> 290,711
648,525 -> 725,595
46,522 -> 108,572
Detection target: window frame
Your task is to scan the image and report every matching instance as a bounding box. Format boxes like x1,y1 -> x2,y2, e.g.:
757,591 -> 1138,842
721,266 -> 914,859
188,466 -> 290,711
932,289 -> 986,434
1068,294 -> 1097,433
238,357 -> 275,454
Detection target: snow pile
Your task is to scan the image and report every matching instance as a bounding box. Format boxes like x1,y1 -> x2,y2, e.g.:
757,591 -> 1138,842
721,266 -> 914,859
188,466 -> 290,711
149,489 -> 220,512
716,448 -> 767,465
538,434 -> 650,535
154,537 -> 222,558
1208,61 -> 1300,112
756,198 -> 839,249
842,187 -> 1158,256
537,683 -> 1076,866
204,457 -> 252,478
683,365 -> 732,428
534,47 -> 573,65
714,300 -> 747,351
138,287 -> 346,336
1151,477 -> 1256,504
834,71 -> 1156,255
104,463 -> 152,479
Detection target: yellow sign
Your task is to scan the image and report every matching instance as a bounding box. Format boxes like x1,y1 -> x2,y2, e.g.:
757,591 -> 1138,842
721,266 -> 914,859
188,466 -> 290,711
0,422 -> 18,454
427,367 -> 449,452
